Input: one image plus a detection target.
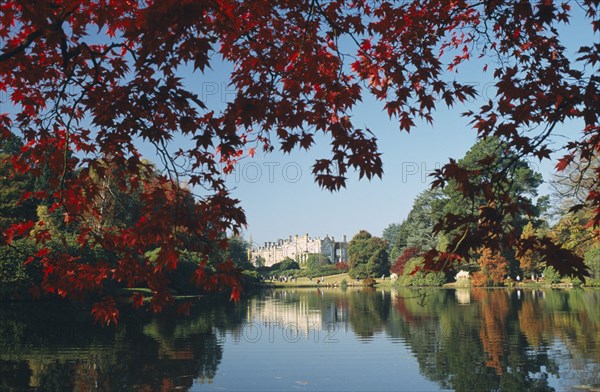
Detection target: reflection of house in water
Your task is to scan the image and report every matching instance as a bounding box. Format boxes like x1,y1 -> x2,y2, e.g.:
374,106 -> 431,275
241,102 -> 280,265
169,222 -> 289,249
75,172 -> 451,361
250,233 -> 348,267
332,298 -> 349,323
247,291 -> 349,338
455,289 -> 471,304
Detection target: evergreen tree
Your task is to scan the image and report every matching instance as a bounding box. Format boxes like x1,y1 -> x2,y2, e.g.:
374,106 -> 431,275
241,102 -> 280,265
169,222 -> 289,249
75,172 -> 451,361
348,230 -> 389,278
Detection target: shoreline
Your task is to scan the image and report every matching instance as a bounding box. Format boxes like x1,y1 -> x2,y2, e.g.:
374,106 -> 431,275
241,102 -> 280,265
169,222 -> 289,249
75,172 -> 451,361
256,273 -> 597,289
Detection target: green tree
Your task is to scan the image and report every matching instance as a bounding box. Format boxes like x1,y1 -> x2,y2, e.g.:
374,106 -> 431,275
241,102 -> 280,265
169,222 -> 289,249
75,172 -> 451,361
517,222 -> 546,279
278,257 -> 300,271
437,137 -> 544,275
226,236 -> 252,269
269,257 -> 300,273
254,256 -> 266,268
542,266 -> 561,284
304,254 -> 330,276
443,137 -> 543,234
390,188 -> 445,259
348,231 -> 389,278
551,209 -> 595,257
0,238 -> 41,299
584,245 -> 600,285
382,223 -> 401,252
85,159 -> 159,230
0,135 -> 36,231
549,154 -> 598,256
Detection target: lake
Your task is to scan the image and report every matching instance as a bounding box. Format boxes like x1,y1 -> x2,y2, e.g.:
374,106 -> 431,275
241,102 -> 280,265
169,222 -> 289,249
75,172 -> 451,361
1,288 -> 599,391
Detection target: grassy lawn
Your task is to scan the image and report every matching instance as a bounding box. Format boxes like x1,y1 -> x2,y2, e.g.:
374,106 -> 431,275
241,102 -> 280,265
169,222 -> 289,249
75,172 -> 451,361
263,273 -> 395,288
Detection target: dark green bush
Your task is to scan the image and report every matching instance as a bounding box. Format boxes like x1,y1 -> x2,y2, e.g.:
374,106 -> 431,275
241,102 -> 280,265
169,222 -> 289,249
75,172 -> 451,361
0,239 -> 42,299
270,257 -> 300,272
241,270 -> 260,287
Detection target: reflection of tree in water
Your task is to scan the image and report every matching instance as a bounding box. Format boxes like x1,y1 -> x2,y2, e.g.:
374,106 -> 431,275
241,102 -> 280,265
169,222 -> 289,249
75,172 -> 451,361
390,288 -> 560,392
0,298 -> 245,391
347,288 -> 391,340
1,290 -> 598,391
472,289 -> 509,374
519,289 -> 600,390
545,290 -> 600,362
390,289 -> 499,391
518,294 -> 546,348
266,287 -> 598,391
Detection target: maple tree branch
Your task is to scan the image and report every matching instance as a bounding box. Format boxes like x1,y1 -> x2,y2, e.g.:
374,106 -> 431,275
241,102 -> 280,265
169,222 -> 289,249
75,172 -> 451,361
313,1 -> 366,58
299,0 -> 318,51
0,30 -> 42,62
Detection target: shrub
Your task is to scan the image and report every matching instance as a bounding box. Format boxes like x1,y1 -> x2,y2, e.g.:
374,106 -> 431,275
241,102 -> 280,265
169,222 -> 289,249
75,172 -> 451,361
335,261 -> 350,272
390,247 -> 420,275
362,277 -> 376,287
169,260 -> 203,294
542,266 -> 561,284
275,257 -> 300,272
586,278 -> 600,287
397,257 -> 446,287
305,263 -> 338,278
340,278 -> 348,288
241,270 -> 260,287
569,276 -> 583,288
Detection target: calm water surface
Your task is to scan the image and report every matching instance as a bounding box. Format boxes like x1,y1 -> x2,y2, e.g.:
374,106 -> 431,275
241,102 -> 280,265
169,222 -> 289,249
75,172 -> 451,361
1,288 -> 599,391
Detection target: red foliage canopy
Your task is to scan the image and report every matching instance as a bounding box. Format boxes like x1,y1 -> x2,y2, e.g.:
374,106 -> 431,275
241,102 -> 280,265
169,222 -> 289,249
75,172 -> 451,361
1,0 -> 598,323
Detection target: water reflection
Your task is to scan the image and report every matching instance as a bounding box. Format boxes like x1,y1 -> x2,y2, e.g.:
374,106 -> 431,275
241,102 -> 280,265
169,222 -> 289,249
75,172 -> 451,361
0,298 -> 241,391
1,288 -> 599,391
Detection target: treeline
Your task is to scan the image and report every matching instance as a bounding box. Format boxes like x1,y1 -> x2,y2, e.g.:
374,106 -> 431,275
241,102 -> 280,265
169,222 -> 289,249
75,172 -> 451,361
225,138 -> 600,287
0,134 -> 252,300
382,137 -> 600,287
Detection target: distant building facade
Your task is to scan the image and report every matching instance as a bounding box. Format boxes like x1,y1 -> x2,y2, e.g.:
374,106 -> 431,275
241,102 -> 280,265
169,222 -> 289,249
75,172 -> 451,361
250,233 -> 348,267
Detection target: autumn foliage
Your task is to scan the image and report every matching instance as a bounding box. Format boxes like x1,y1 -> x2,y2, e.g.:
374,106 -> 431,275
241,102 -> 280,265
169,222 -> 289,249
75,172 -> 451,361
1,0 -> 598,323
390,247 -> 420,276
335,261 -> 350,272
471,248 -> 508,287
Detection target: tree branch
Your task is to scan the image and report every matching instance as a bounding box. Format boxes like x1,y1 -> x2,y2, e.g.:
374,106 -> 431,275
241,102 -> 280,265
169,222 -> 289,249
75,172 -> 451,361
0,30 -> 42,62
